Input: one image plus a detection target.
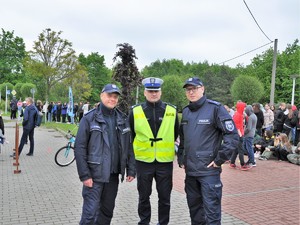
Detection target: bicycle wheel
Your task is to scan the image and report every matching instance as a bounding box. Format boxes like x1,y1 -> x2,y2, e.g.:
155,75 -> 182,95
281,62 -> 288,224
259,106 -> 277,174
54,146 -> 75,167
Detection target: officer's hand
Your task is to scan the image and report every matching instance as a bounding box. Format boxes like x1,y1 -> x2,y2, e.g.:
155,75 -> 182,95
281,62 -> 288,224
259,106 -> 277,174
83,178 -> 93,187
207,161 -> 220,168
126,176 -> 135,182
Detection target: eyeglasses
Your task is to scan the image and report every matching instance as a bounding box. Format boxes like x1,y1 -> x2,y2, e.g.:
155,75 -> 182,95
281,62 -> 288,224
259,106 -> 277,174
185,86 -> 202,93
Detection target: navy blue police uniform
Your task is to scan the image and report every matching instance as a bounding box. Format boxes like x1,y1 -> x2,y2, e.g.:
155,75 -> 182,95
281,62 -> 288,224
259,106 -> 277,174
75,84 -> 136,225
177,77 -> 239,225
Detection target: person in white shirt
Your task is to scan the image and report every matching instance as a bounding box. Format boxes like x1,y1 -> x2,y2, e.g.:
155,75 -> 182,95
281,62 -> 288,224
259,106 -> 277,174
82,102 -> 89,115
263,103 -> 274,132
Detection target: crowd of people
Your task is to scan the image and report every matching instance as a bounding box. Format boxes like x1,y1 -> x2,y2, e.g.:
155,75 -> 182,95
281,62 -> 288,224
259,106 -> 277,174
226,101 -> 300,168
10,99 -> 93,125
42,101 -> 94,124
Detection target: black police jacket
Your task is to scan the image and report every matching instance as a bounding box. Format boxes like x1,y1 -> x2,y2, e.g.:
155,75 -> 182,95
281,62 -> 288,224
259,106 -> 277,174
177,95 -> 239,176
75,105 -> 136,183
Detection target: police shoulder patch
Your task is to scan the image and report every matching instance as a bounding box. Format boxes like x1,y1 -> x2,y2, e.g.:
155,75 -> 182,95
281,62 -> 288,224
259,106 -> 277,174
224,120 -> 235,132
207,99 -> 221,106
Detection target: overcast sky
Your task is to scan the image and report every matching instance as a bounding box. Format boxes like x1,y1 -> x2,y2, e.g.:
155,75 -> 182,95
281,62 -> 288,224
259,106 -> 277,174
1,0 -> 299,70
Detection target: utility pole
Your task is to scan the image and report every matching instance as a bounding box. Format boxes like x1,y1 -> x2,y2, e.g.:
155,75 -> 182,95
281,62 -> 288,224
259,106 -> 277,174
135,86 -> 139,104
290,74 -> 300,106
270,39 -> 278,105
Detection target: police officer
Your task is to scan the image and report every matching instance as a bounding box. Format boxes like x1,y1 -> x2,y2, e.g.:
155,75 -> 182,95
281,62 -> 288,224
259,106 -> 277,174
177,77 -> 239,225
129,77 -> 179,225
75,84 -> 136,225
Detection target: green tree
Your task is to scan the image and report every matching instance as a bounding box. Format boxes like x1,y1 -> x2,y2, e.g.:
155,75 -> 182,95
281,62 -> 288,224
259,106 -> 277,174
142,59 -> 186,78
112,43 -> 142,114
202,65 -> 237,105
231,75 -> 264,104
185,61 -> 210,76
0,29 -> 26,84
78,52 -> 111,103
26,28 -> 81,101
161,75 -> 187,111
14,83 -> 25,100
239,39 -> 300,104
63,63 -> 92,103
0,82 -> 14,100
20,83 -> 37,99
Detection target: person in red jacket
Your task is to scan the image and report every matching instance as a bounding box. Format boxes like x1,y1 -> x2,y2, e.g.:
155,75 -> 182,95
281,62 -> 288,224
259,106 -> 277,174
229,101 -> 252,170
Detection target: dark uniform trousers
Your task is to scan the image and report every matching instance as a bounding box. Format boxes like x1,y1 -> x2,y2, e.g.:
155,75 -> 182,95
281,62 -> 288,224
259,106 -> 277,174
185,175 -> 222,225
19,128 -> 35,155
136,160 -> 173,225
230,136 -> 246,166
80,174 -> 119,225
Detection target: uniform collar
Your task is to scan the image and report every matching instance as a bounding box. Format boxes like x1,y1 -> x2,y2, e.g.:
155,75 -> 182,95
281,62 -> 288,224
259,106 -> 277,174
188,95 -> 206,111
100,103 -> 115,116
146,99 -> 163,108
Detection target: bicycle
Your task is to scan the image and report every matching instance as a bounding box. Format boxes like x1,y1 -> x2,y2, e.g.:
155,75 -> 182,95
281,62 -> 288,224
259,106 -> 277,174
54,130 -> 76,167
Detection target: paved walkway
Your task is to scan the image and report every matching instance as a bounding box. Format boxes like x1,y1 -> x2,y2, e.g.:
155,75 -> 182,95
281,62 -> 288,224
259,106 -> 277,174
0,119 -> 299,225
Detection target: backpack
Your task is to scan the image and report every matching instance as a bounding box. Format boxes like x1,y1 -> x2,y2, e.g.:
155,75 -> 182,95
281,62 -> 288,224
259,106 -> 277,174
34,107 -> 43,127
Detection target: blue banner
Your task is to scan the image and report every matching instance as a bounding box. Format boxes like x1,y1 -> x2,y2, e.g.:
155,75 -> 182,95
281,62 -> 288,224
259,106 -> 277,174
68,86 -> 74,117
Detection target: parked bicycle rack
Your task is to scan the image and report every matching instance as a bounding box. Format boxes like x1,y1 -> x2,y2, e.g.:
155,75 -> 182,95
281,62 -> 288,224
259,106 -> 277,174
13,122 -> 21,174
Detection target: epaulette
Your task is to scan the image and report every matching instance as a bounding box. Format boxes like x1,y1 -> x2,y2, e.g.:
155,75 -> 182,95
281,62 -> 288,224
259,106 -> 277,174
182,105 -> 189,110
85,108 -> 96,115
131,103 -> 142,109
165,102 -> 177,109
207,99 -> 221,106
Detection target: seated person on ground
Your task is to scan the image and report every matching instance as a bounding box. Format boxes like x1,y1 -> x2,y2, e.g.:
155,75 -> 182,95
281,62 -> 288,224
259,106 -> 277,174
253,130 -> 274,158
259,133 -> 292,161
287,142 -> 300,165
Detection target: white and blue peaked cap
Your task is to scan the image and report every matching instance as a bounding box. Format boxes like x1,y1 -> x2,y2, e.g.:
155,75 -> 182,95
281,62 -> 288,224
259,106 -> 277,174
142,77 -> 164,91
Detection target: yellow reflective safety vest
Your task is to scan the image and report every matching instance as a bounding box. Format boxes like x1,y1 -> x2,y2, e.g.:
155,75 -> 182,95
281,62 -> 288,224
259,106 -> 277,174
133,104 -> 176,163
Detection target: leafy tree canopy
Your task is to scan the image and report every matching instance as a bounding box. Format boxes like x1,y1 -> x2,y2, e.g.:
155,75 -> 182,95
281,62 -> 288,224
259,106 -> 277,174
0,82 -> 14,100
78,52 -> 111,103
0,29 -> 26,84
142,59 -> 186,78
26,28 -> 82,101
161,75 -> 187,111
20,83 -> 37,99
231,75 -> 264,104
239,39 -> 300,104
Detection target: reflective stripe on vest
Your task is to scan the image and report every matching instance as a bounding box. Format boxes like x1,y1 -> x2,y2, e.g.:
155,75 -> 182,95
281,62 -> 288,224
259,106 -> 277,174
133,105 -> 176,162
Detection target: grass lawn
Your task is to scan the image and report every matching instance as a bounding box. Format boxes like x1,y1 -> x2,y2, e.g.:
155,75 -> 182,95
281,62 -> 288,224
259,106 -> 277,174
43,122 -> 78,135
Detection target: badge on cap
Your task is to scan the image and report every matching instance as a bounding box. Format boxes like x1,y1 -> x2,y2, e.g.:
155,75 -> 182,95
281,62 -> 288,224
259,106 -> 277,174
150,78 -> 156,84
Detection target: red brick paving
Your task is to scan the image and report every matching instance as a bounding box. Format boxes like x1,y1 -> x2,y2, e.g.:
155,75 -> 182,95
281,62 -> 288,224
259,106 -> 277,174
173,157 -> 300,225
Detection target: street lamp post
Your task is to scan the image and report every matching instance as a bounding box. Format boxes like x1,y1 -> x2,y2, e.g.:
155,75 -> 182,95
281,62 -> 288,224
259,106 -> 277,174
290,74 -> 300,106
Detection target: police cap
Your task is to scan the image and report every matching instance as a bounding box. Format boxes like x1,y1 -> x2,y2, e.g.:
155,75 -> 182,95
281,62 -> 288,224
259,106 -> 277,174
101,84 -> 121,95
142,77 -> 164,91
183,77 -> 204,88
